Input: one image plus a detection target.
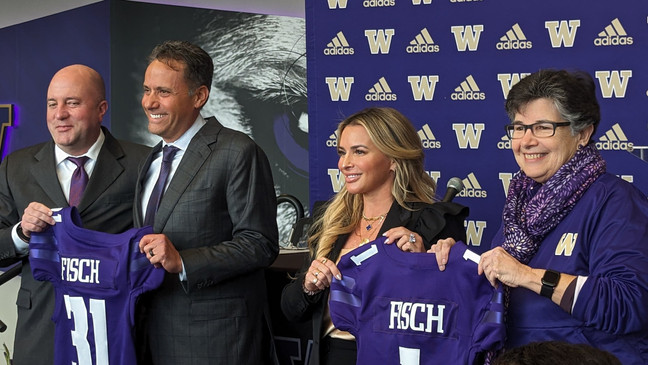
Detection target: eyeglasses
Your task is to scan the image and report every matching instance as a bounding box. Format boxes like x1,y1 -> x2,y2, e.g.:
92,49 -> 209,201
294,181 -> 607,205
504,121 -> 571,139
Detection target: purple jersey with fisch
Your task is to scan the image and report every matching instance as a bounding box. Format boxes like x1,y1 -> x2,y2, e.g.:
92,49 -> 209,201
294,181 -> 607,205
29,207 -> 164,365
329,237 -> 505,365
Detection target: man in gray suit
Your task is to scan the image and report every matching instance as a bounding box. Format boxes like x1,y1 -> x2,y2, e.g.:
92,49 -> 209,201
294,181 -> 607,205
135,41 -> 279,364
0,64 -> 150,364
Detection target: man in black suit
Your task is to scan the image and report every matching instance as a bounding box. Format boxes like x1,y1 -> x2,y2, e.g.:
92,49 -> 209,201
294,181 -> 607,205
135,40 -> 279,364
0,64 -> 150,365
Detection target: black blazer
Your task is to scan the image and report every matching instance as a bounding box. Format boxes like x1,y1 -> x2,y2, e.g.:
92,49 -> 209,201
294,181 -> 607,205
0,127 -> 150,365
280,200 -> 468,365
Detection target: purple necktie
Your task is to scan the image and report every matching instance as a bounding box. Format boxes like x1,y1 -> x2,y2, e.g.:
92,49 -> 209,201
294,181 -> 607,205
68,156 -> 89,207
144,145 -> 179,226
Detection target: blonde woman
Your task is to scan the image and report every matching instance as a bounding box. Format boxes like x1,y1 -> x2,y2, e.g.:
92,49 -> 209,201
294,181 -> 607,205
281,107 -> 468,365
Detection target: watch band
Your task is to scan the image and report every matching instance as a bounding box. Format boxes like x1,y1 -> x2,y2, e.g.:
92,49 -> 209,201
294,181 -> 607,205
541,269 -> 561,299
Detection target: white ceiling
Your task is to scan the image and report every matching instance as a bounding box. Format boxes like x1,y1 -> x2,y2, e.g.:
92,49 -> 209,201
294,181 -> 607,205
0,0 -> 305,29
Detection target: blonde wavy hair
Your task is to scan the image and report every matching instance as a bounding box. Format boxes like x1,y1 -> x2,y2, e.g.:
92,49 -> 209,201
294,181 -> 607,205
310,107 -> 437,258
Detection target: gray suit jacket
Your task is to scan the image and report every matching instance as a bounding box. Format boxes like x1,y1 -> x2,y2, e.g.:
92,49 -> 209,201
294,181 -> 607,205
134,117 -> 279,364
0,127 -> 150,365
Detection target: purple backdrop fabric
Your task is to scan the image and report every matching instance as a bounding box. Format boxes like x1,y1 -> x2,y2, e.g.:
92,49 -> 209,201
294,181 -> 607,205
306,0 -> 648,252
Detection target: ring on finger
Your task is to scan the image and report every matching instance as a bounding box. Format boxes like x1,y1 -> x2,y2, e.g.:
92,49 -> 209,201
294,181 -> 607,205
149,249 -> 155,257
312,278 -> 318,284
409,233 -> 416,243
321,258 -> 327,264
314,271 -> 319,278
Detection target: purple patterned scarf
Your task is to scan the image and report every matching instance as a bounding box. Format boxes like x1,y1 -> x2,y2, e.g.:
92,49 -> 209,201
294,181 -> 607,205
501,143 -> 606,264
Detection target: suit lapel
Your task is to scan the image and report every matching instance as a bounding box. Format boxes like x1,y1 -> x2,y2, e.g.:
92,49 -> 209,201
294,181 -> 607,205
153,119 -> 222,231
31,142 -> 68,208
78,129 -> 125,214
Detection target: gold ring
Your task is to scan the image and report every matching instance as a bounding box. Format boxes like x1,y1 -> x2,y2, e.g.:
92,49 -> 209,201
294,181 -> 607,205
321,258 -> 327,264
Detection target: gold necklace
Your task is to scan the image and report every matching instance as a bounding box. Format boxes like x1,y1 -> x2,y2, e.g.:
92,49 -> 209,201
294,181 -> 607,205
355,214 -> 386,245
362,212 -> 387,231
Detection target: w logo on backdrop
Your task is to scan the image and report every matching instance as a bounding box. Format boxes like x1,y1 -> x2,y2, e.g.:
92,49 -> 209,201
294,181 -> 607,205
365,29 -> 395,54
327,0 -> 348,9
450,25 -> 483,51
595,70 -> 632,98
408,75 -> 439,101
545,19 -> 581,48
325,77 -> 354,101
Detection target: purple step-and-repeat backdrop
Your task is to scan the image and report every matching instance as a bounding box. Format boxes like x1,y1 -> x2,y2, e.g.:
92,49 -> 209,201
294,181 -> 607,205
307,0 -> 648,252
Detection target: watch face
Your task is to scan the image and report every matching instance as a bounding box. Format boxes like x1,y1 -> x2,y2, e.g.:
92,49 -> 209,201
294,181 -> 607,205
542,270 -> 560,286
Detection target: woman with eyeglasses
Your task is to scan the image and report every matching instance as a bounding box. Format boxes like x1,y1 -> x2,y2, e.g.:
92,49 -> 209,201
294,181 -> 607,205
431,69 -> 648,364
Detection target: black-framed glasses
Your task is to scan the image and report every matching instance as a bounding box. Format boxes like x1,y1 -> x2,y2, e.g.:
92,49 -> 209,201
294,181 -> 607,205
504,121 -> 571,139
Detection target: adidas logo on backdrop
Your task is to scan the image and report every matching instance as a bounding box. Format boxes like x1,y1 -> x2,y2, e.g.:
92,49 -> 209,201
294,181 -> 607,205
324,31 -> 354,55
365,77 -> 397,101
458,173 -> 487,198
326,131 -> 338,147
594,18 -> 633,46
596,123 -> 634,151
496,23 -> 532,50
451,75 -> 485,100
407,28 -> 440,53
497,135 -> 511,149
418,124 -> 441,149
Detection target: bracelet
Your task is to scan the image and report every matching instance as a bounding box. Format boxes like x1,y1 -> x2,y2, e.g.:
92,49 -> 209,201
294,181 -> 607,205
302,280 -> 320,296
16,223 -> 30,243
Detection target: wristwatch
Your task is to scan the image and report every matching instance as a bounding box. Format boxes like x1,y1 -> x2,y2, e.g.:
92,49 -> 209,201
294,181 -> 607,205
540,269 -> 561,299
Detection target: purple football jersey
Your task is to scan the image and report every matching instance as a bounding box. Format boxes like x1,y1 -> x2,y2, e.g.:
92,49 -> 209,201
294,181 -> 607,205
29,207 -> 164,365
329,236 -> 505,365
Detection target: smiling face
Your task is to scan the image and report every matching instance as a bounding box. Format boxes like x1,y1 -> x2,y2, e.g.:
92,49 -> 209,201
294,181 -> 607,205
337,124 -> 395,199
46,65 -> 106,156
141,59 -> 207,143
512,98 -> 593,183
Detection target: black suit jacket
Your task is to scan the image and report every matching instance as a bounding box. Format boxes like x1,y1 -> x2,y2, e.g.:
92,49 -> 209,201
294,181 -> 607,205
134,117 -> 279,364
0,127 -> 150,365
280,200 -> 469,365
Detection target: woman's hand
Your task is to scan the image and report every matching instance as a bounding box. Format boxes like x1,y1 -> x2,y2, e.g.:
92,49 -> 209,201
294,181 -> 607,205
303,257 -> 342,293
383,226 -> 424,252
478,246 -> 533,288
427,238 -> 457,271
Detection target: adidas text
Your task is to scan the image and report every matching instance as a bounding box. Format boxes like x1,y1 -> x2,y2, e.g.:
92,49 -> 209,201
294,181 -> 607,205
451,92 -> 485,100
497,140 -> 511,149
422,140 -> 441,149
458,189 -> 487,198
596,140 -> 633,151
324,47 -> 354,55
363,0 -> 395,7
407,44 -> 439,53
496,40 -> 532,50
594,36 -> 633,46
365,93 -> 397,101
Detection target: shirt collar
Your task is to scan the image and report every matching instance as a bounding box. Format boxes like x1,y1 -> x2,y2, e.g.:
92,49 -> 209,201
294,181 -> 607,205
54,128 -> 105,164
164,115 -> 206,151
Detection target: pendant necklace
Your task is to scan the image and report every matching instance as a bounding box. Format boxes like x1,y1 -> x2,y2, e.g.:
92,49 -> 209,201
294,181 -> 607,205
356,213 -> 386,246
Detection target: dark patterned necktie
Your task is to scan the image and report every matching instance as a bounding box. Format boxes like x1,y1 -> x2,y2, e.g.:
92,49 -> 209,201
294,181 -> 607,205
67,156 -> 89,207
144,145 -> 179,226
